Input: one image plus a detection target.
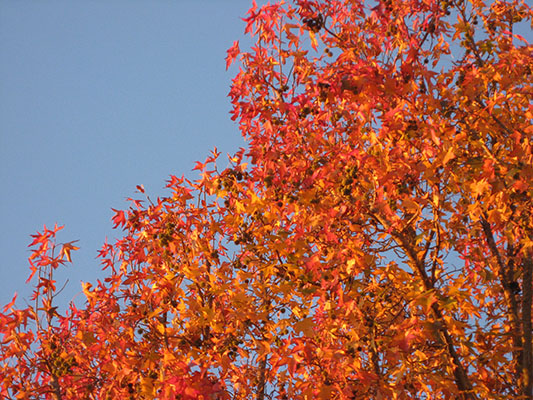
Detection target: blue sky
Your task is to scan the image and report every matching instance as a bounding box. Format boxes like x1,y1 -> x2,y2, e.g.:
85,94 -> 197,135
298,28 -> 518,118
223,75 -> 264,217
0,1 -> 260,306
2,1 -> 530,310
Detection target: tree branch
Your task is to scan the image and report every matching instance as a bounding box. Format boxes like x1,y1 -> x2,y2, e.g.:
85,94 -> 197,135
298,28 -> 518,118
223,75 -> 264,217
522,252 -> 533,399
256,356 -> 268,400
480,217 -> 523,381
368,211 -> 477,399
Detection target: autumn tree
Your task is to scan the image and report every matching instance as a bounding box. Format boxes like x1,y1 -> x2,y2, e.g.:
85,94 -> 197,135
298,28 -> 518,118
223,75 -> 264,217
1,0 -> 532,399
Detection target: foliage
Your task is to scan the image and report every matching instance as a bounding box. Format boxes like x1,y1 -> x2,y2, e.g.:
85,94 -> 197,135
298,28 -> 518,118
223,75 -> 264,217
1,0 -> 532,399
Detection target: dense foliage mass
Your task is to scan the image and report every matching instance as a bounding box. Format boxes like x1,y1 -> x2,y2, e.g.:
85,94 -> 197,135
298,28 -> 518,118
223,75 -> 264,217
1,0 -> 532,399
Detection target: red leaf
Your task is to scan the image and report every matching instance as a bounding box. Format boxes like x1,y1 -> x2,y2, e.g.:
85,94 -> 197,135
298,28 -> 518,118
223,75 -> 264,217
111,209 -> 127,229
2,293 -> 17,312
193,160 -> 207,171
225,40 -> 240,70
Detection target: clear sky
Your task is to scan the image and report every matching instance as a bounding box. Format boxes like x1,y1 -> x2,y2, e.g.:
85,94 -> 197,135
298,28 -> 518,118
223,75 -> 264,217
0,1 -> 260,307
2,1 -> 530,310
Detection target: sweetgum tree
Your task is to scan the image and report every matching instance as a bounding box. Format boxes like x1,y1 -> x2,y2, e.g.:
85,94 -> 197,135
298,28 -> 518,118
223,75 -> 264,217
1,0 -> 532,399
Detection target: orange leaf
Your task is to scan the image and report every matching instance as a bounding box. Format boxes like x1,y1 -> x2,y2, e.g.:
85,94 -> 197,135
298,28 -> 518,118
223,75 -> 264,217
61,241 -> 79,263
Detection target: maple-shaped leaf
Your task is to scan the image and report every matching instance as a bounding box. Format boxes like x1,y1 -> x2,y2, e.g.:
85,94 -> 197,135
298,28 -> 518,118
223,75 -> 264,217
225,40 -> 240,70
60,241 -> 80,263
2,1 -> 533,399
111,208 -> 126,229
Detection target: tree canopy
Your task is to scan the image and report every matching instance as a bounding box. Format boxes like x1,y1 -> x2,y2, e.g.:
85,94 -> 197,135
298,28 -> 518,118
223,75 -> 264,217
1,0 -> 532,399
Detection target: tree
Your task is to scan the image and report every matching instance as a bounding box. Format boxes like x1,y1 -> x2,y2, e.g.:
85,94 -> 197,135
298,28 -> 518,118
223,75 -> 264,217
1,0 -> 532,398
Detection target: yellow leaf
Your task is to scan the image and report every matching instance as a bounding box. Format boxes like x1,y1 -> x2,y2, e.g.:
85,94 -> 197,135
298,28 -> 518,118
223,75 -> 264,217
156,322 -> 166,335
413,290 -> 437,312
441,147 -> 455,166
140,377 -> 155,399
347,259 -> 357,274
309,31 -> 318,50
234,200 -> 246,214
414,349 -> 428,361
470,179 -> 489,197
432,192 -> 440,208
